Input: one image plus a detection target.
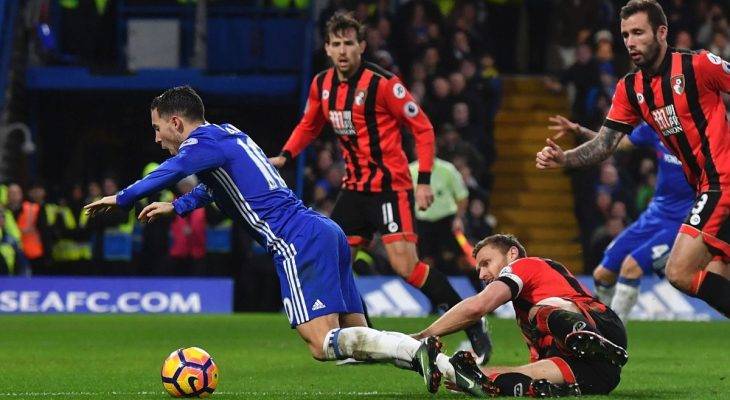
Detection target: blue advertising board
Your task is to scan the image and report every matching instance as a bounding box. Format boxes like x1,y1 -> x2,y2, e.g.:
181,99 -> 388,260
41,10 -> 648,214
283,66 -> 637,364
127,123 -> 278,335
0,277 -> 233,314
354,275 -> 725,321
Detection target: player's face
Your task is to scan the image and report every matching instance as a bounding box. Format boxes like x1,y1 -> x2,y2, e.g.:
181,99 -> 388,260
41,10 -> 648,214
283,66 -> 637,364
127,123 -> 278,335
620,12 -> 666,68
151,109 -> 183,155
475,245 -> 519,283
325,29 -> 365,77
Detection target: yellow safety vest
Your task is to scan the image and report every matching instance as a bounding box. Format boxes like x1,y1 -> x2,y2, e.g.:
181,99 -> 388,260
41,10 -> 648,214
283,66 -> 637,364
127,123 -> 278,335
0,229 -> 16,275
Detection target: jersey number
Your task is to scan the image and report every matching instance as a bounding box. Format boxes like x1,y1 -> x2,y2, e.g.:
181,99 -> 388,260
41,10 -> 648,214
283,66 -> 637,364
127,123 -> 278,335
230,127 -> 287,190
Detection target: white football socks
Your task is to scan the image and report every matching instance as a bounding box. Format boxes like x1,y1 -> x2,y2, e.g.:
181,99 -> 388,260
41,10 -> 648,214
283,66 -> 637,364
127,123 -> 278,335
323,327 -> 421,366
595,282 -> 616,306
435,353 -> 456,382
611,282 -> 640,323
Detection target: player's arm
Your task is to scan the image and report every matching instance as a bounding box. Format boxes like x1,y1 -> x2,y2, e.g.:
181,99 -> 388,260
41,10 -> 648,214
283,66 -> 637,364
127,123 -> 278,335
271,76 -> 327,168
382,77 -> 435,210
138,183 -> 213,223
414,280 -> 511,339
548,114 -> 633,150
85,138 -> 224,216
696,51 -> 730,93
537,78 -> 638,169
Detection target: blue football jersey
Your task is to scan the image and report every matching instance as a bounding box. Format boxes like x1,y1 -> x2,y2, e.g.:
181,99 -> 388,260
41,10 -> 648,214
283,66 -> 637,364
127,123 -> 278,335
117,122 -> 318,251
628,123 -> 695,221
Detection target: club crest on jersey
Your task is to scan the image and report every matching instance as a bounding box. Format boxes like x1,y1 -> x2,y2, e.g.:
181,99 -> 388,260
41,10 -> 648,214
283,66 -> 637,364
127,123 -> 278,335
671,74 -> 685,95
322,89 -> 330,100
404,101 -> 419,117
329,110 -> 357,136
354,89 -> 367,106
651,104 -> 684,137
393,83 -> 406,99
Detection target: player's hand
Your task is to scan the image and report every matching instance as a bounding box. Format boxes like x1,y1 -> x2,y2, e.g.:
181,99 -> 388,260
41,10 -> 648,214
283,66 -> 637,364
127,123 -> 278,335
138,202 -> 174,223
268,156 -> 286,169
548,115 -> 580,140
83,195 -> 118,217
535,138 -> 566,169
415,184 -> 434,211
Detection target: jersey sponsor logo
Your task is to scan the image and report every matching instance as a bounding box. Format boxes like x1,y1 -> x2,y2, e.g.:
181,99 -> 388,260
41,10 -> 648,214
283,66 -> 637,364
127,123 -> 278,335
404,101 -> 419,117
651,104 -> 684,137
636,92 -> 645,104
328,110 -> 357,136
322,89 -> 330,100
662,152 -> 682,166
393,83 -> 406,99
671,74 -> 685,95
707,52 -> 723,65
179,138 -> 198,149
355,89 -> 367,106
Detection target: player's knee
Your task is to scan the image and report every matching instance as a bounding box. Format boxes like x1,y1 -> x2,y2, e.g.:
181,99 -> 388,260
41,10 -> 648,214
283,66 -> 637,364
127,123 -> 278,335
665,264 -> 692,292
593,266 -> 616,285
619,257 -> 643,280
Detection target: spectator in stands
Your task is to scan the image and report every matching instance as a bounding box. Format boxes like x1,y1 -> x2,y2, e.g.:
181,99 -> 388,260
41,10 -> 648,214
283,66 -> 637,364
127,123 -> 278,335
545,43 -> 602,126
708,30 -> 730,60
0,208 -> 25,276
423,77 -> 452,125
696,3 -> 728,47
673,29 -> 694,49
89,176 -> 133,276
8,183 -> 52,276
168,176 -> 206,276
437,123 -> 485,185
588,217 -> 626,272
463,197 -> 494,245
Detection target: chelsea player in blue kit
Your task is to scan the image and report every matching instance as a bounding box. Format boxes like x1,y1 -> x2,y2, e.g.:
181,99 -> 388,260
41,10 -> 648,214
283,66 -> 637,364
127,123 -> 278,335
549,116 -> 694,322
84,86 -> 462,393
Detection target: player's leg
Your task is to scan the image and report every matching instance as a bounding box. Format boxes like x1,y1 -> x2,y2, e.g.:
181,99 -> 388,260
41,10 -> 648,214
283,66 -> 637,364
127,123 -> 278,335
610,255 -> 643,322
592,266 -> 617,305
377,189 -> 492,363
611,225 -> 676,322
668,191 -> 730,317
528,298 -> 628,367
666,231 -> 730,316
593,217 -> 655,305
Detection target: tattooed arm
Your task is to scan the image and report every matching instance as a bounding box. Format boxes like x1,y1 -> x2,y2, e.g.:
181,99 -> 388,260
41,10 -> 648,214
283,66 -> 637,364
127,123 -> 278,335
536,125 -> 625,169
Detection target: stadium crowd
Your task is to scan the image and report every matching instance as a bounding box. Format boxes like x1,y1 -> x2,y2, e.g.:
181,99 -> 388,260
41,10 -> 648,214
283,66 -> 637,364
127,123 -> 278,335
4,0 -> 730,284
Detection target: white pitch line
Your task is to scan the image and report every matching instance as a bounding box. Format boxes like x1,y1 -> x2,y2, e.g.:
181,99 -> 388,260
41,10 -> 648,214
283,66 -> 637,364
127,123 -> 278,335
0,391 -> 405,397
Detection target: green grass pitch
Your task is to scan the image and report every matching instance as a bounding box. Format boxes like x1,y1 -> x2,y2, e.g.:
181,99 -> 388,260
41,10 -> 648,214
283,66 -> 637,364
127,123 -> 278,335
2,314 -> 728,399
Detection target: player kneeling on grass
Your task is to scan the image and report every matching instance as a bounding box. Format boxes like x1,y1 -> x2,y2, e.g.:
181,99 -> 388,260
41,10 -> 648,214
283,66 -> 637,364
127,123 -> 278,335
83,85 -> 472,394
413,234 -> 629,397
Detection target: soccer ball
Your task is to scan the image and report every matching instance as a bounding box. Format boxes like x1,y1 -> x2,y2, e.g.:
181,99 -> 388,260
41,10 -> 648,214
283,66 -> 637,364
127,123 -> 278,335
161,347 -> 219,398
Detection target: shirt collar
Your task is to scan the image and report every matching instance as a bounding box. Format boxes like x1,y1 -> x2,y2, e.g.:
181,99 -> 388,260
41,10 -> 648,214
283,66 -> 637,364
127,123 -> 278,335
334,62 -> 365,85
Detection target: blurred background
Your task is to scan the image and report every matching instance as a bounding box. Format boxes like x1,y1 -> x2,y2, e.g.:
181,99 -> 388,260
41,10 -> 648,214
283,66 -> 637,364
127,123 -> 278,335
0,0 -> 728,314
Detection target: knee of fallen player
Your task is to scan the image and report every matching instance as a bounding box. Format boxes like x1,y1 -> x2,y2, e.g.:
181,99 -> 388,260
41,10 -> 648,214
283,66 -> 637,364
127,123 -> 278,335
618,256 -> 644,280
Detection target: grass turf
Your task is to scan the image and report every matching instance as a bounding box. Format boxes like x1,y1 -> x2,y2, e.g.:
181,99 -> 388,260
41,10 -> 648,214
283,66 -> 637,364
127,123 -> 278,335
2,314 -> 728,399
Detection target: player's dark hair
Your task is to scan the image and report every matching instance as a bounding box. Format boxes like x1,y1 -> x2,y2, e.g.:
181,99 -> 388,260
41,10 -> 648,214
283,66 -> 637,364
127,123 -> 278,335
473,234 -> 527,259
325,11 -> 365,43
620,0 -> 668,33
150,85 -> 205,122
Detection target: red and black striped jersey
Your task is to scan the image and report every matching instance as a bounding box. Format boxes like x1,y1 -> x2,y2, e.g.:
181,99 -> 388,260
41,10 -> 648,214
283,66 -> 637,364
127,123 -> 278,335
282,62 -> 435,192
496,257 -> 600,362
605,49 -> 730,192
